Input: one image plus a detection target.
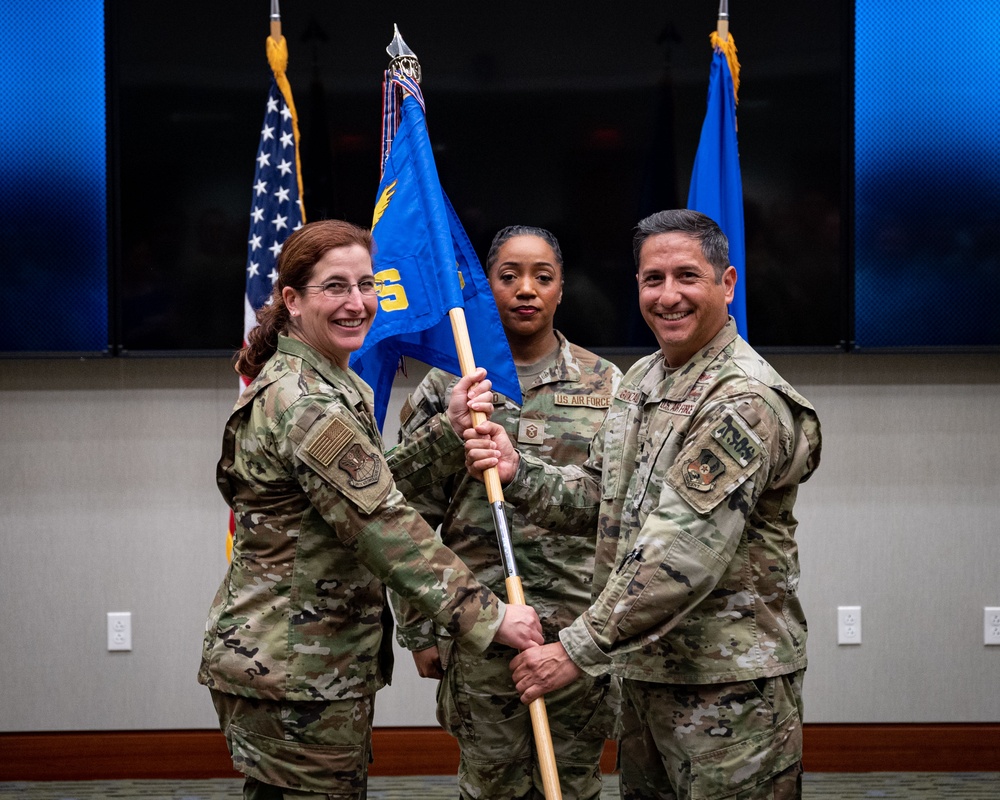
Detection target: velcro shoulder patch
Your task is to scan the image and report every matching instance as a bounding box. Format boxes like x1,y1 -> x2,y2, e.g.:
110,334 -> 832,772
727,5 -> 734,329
398,396 -> 417,432
303,417 -> 353,467
711,412 -> 762,467
296,413 -> 392,515
667,410 -> 765,515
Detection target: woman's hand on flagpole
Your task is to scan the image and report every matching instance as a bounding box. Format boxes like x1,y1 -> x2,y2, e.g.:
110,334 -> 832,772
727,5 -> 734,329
493,604 -> 544,651
446,368 -> 493,436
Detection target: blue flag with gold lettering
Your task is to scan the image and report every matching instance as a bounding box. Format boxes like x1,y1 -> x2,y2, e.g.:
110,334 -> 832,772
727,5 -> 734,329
687,32 -> 748,340
350,92 -> 520,430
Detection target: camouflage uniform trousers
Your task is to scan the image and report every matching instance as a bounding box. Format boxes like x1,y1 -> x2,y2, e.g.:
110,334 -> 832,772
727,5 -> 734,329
436,639 -> 619,800
617,670 -> 805,800
210,689 -> 374,800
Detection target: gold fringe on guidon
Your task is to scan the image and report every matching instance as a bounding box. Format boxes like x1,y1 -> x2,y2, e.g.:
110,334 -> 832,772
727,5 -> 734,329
710,31 -> 740,104
266,34 -> 307,223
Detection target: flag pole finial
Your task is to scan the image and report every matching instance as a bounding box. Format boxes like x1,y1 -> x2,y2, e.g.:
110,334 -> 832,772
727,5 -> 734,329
386,23 -> 422,83
717,0 -> 730,41
270,0 -> 281,40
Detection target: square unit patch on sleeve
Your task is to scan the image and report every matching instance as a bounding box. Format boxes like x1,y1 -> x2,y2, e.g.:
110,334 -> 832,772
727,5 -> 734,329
297,413 -> 394,516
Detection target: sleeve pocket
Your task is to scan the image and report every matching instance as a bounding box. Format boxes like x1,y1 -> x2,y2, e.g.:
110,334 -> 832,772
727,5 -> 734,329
296,413 -> 393,515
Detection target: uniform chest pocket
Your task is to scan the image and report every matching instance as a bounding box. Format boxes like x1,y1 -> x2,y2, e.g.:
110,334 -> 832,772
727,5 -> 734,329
627,419 -> 677,522
600,403 -> 640,502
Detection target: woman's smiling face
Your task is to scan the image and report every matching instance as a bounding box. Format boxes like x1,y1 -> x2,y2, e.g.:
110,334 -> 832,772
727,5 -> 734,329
282,243 -> 378,370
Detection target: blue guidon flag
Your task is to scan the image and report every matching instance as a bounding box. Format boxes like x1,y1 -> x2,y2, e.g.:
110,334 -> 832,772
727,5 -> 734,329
351,76 -> 520,431
687,29 -> 747,340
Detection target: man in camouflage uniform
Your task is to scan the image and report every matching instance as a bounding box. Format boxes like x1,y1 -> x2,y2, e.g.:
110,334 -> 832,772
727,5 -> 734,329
388,226 -> 622,799
465,211 -> 823,800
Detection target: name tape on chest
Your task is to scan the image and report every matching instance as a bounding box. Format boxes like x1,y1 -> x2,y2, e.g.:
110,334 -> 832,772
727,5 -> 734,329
659,400 -> 697,417
616,388 -> 644,405
553,393 -> 612,409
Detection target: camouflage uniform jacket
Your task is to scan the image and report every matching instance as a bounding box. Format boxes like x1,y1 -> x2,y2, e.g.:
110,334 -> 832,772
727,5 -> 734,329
199,335 -> 504,702
504,319 -> 822,684
388,331 -> 622,649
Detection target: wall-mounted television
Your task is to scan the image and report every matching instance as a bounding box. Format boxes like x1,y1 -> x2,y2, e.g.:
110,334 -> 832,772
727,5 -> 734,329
6,2 -> 998,358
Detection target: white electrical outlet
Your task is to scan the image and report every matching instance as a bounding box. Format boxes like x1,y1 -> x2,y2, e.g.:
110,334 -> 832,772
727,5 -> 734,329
985,607 -> 1000,646
107,611 -> 132,651
837,605 -> 862,645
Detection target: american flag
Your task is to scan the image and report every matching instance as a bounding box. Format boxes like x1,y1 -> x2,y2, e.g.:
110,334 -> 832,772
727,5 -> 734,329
230,35 -> 304,559
243,63 -> 305,348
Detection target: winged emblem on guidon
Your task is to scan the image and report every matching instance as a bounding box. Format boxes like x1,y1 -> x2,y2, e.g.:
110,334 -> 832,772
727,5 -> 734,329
372,179 -> 398,229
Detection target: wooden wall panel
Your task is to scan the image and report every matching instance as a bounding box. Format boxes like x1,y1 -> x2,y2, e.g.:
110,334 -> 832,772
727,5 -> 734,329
1,725 -> 996,781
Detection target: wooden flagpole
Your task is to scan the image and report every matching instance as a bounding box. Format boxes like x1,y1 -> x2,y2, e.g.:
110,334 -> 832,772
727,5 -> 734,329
717,0 -> 730,40
269,0 -> 281,40
383,25 -> 563,800
448,306 -> 563,800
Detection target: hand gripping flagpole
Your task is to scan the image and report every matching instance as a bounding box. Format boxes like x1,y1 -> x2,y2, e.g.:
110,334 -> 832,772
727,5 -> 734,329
384,26 -> 563,800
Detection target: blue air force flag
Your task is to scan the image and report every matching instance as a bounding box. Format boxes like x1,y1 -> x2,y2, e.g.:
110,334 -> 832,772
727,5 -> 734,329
350,94 -> 520,430
687,33 -> 748,340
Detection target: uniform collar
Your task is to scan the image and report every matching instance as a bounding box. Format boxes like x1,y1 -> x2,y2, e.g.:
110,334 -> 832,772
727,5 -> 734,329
639,317 -> 739,403
521,330 -> 581,390
275,335 -> 372,409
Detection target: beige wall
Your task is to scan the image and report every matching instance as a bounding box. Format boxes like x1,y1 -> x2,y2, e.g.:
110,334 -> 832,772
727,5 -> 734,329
1,352 -> 998,732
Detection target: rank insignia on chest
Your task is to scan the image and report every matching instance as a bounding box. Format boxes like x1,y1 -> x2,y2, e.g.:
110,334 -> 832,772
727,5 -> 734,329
683,448 -> 725,492
338,443 -> 382,488
517,417 -> 546,445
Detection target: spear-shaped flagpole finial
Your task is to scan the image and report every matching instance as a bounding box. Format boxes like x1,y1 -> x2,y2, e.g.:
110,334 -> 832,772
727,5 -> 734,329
717,0 -> 730,41
270,0 -> 282,40
386,23 -> 422,83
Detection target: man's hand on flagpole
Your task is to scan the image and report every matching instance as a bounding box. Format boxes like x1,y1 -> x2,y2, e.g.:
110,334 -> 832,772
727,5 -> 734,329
446,368 -> 495,437
411,645 -> 444,680
463,420 -> 520,484
510,642 -> 583,705
493,604 -> 544,651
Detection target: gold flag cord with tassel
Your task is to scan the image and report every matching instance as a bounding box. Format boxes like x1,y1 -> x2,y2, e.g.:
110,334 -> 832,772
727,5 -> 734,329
266,33 -> 307,221
709,31 -> 740,104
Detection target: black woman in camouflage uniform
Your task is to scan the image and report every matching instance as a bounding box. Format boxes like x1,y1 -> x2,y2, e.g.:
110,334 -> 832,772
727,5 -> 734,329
465,211 -> 822,800
388,226 -> 622,799
199,220 -> 543,800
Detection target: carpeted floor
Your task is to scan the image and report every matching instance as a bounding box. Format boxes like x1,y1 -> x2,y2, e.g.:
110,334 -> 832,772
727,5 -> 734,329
1,773 -> 999,799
